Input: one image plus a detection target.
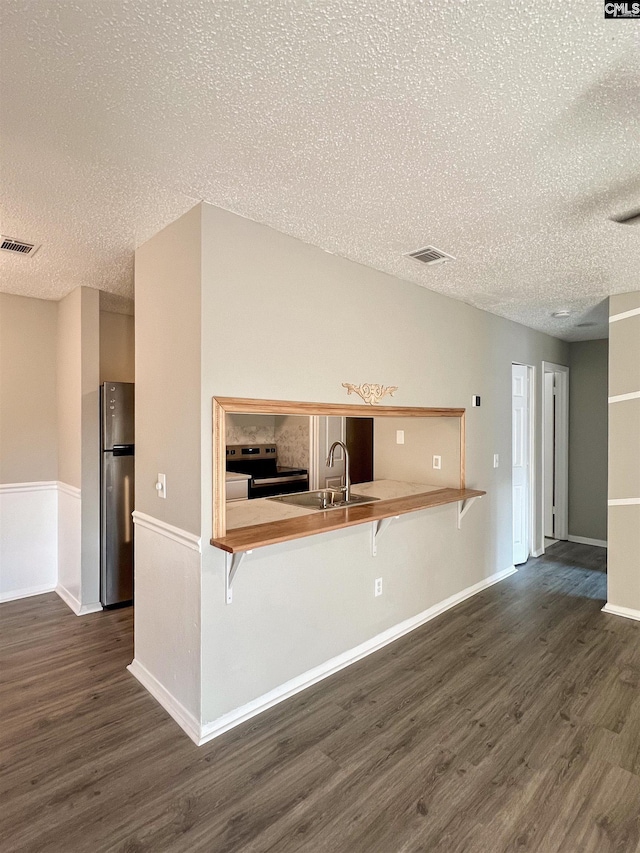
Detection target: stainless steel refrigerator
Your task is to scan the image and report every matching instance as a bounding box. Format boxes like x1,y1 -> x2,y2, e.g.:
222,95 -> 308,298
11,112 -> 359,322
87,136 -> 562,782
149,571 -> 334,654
100,382 -> 134,607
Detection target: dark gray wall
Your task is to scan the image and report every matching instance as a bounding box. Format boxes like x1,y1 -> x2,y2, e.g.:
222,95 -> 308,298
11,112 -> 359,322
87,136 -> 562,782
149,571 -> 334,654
569,339 -> 608,543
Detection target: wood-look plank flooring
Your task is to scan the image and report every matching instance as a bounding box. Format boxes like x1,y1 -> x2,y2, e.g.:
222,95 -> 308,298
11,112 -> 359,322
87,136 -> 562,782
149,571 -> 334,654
3,542 -> 640,852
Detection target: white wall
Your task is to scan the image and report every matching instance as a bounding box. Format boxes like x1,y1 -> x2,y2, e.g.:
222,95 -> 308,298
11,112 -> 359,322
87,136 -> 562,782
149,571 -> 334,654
0,294 -> 58,483
374,416 -> 461,487
80,288 -> 101,609
57,289 -> 83,491
56,287 -> 101,614
100,310 -> 135,384
134,203 -> 569,742
133,205 -> 202,724
0,483 -> 57,602
196,203 -> 569,732
605,292 -> 640,618
0,295 -> 58,600
0,291 -> 115,612
135,206 -> 202,534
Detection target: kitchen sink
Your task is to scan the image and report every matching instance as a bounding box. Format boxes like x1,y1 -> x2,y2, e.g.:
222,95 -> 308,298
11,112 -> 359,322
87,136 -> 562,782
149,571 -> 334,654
268,489 -> 379,510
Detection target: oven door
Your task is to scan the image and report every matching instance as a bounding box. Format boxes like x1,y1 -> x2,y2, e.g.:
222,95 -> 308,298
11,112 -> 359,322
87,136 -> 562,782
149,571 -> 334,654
250,474 -> 309,500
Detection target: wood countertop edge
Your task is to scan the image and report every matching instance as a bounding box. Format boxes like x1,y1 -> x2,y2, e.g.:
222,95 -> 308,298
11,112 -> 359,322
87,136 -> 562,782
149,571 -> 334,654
210,487 -> 486,554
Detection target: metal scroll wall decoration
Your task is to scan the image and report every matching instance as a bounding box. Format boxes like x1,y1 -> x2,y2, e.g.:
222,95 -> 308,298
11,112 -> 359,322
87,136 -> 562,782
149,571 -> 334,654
342,382 -> 398,405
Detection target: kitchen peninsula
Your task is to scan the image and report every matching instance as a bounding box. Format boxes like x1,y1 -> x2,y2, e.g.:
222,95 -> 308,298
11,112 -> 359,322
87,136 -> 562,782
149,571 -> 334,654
213,480 -> 484,554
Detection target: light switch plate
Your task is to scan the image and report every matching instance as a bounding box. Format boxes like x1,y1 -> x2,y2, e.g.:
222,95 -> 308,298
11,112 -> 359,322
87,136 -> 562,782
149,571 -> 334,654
493,455 -> 499,468
433,455 -> 442,470
396,430 -> 405,444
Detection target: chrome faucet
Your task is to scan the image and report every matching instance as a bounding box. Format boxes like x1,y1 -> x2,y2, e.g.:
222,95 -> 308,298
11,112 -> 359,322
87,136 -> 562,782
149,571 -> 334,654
326,440 -> 351,502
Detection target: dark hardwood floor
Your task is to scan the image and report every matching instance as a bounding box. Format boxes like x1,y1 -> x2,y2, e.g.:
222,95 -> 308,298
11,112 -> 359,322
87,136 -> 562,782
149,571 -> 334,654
3,542 -> 640,852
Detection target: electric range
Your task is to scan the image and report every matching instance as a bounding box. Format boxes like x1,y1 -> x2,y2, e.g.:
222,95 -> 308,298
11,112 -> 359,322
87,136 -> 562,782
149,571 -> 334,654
225,444 -> 309,500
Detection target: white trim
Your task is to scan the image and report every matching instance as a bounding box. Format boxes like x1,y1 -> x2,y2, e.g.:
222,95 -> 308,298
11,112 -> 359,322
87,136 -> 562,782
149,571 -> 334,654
531,547 -> 545,558
55,583 -> 102,616
568,535 -> 607,548
127,659 -> 201,745
608,391 -> 640,404
512,363 -> 537,563
132,511 -> 201,553
0,583 -> 57,603
609,307 -> 640,324
57,481 -> 81,499
602,603 -> 640,622
198,565 -> 517,745
0,480 -> 57,494
55,584 -> 81,613
78,602 -> 103,615
542,362 -> 569,542
608,498 -> 640,506
309,416 -> 319,491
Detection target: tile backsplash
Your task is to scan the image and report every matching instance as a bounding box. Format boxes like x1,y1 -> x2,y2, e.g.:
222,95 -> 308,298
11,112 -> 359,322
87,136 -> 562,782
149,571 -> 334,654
275,416 -> 310,469
225,414 -> 310,470
226,414 -> 275,445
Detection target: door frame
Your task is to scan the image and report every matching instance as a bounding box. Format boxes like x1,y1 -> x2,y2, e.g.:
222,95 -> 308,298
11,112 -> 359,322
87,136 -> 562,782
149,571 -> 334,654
309,415 -> 346,491
309,416 -> 319,490
512,363 -> 536,564
541,361 -> 569,547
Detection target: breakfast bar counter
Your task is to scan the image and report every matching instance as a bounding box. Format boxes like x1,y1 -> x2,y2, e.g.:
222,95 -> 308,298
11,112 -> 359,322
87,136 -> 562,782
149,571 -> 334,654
212,481 -> 485,554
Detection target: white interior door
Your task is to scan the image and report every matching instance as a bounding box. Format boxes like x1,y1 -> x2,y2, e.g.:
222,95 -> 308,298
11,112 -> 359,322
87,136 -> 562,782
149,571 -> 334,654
512,364 -> 530,565
313,416 -> 345,490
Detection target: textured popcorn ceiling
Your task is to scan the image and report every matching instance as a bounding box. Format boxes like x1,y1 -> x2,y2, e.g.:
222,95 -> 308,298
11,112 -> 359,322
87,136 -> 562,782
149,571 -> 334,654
1,1 -> 639,339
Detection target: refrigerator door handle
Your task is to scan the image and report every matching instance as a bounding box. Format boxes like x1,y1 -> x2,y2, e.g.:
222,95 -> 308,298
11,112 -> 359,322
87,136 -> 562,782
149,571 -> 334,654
112,444 -> 135,456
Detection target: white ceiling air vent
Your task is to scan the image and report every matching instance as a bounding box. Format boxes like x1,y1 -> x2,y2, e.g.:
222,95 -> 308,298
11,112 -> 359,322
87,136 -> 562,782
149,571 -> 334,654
406,245 -> 456,266
0,236 -> 40,257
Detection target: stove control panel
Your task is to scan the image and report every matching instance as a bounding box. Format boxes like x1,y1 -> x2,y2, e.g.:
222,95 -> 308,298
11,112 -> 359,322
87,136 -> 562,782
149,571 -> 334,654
226,444 -> 277,460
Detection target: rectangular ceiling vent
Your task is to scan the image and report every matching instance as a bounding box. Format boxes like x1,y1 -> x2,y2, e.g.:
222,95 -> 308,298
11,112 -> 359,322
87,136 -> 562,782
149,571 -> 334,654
0,236 -> 40,257
406,245 -> 455,266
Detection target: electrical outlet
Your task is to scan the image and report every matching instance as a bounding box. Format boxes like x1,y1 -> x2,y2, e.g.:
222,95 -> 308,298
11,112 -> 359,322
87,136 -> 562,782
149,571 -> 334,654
433,455 -> 442,470
493,455 -> 499,468
396,430 -> 405,444
374,577 -> 383,597
156,473 -> 166,499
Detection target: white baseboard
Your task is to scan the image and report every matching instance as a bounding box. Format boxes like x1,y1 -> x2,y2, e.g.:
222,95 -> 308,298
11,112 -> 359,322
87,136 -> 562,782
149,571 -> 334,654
568,535 -> 608,548
127,658 -> 201,745
55,583 -> 102,616
532,548 -> 544,558
602,603 -> 640,623
198,564 -> 518,746
55,583 -> 81,613
0,583 -> 57,603
78,601 -> 103,615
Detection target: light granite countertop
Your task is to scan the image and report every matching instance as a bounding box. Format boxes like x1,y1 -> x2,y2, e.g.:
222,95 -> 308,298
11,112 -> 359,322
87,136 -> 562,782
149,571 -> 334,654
226,496 -> 316,529
352,479 -> 443,501
226,479 -> 443,530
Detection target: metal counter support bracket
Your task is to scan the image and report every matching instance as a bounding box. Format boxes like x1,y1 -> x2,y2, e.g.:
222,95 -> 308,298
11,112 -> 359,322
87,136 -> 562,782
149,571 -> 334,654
457,497 -> 481,529
225,550 -> 252,604
371,516 -> 400,556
